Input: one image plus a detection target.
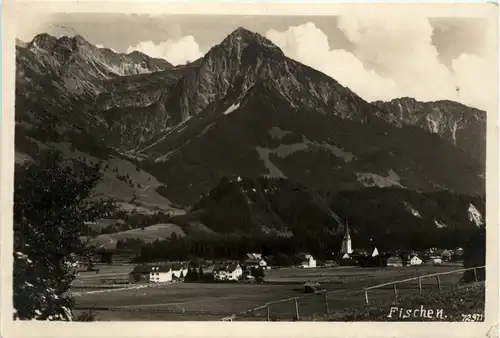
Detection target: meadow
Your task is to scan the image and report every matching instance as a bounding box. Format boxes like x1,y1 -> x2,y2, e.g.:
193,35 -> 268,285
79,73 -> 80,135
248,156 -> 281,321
72,265 -> 462,321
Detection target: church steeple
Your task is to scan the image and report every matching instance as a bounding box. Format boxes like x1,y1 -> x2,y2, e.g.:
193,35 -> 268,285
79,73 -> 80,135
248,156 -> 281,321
344,216 -> 351,239
341,214 -> 353,254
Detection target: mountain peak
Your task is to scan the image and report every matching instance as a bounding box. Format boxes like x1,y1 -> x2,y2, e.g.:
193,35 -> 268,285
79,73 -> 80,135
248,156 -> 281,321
228,26 -> 256,38
218,26 -> 284,57
29,33 -> 58,50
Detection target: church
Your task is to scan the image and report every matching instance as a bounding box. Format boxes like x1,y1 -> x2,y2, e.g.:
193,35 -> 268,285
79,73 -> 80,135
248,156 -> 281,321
339,217 -> 379,260
340,217 -> 353,259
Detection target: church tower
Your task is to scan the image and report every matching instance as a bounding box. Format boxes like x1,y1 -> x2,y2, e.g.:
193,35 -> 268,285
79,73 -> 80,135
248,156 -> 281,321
341,215 -> 353,254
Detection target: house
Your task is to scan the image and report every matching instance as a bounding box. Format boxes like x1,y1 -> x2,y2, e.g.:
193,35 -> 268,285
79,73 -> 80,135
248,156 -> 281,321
213,263 -> 228,280
323,260 -> 337,268
246,253 -> 262,260
386,256 -> 403,267
351,249 -> 368,257
299,253 -> 317,268
130,264 -> 153,283
226,263 -> 243,280
149,265 -> 173,283
441,250 -> 452,261
243,254 -> 268,269
213,262 -> 243,281
164,262 -> 188,279
409,255 -> 423,266
428,256 -> 442,265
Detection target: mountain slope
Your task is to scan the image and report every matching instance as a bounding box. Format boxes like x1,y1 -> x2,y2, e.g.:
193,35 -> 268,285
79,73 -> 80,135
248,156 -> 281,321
139,77 -> 484,205
372,97 -> 486,165
184,176 -> 484,248
14,29 -> 486,233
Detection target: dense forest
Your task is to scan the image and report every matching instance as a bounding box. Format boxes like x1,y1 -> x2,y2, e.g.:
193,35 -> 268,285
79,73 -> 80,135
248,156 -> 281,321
106,176 -> 486,262
128,226 -> 483,263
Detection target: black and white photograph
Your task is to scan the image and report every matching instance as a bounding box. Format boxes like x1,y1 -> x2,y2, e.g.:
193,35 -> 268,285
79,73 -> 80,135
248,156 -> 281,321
1,0 -> 498,334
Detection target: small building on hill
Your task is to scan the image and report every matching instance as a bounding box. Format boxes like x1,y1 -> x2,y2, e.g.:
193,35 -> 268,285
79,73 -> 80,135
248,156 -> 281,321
386,256 -> 403,267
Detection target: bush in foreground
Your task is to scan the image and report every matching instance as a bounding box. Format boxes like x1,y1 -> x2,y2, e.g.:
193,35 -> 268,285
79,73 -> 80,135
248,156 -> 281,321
13,150 -> 113,321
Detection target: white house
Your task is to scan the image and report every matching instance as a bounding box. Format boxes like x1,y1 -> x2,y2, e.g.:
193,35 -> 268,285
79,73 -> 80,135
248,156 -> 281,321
213,262 -> 243,281
410,256 -> 423,266
226,263 -> 243,280
300,254 -> 317,268
170,262 -> 189,279
149,265 -> 173,283
244,254 -> 268,269
246,253 -> 262,260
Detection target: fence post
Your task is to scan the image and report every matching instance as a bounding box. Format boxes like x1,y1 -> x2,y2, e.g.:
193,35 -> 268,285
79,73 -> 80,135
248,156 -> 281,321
294,297 -> 300,321
267,306 -> 270,322
418,277 -> 422,294
393,283 -> 398,299
473,268 -> 478,282
324,291 -> 330,314
364,289 -> 369,305
436,275 -> 442,291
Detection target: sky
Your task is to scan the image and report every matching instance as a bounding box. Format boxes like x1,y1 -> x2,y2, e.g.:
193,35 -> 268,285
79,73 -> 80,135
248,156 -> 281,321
17,11 -> 497,112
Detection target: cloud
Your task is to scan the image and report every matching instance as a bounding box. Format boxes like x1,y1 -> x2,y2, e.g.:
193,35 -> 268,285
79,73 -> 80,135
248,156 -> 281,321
126,35 -> 203,66
265,14 -> 496,112
96,43 -> 117,52
266,23 -> 400,101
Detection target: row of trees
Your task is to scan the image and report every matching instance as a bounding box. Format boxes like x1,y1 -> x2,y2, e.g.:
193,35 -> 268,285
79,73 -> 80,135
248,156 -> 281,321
132,225 -> 484,263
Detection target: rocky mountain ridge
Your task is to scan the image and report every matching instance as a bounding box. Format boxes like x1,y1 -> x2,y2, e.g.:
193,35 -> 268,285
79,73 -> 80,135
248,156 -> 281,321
15,28 -> 486,228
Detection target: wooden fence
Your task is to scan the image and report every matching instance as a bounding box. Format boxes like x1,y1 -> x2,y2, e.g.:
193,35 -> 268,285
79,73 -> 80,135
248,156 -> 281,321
363,265 -> 485,305
221,265 -> 485,322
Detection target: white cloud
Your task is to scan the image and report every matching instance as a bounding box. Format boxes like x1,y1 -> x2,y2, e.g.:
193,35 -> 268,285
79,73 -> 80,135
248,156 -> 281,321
126,35 -> 203,66
265,13 -> 496,112
96,43 -> 117,53
266,23 -> 400,101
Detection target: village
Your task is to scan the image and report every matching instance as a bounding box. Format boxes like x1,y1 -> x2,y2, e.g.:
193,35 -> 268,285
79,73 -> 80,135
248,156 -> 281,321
76,221 -> 465,287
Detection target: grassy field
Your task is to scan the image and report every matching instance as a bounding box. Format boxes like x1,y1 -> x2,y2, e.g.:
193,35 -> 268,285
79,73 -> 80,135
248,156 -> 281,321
48,141 -> 185,215
73,265 -> 462,321
87,223 -> 186,250
309,282 -> 485,321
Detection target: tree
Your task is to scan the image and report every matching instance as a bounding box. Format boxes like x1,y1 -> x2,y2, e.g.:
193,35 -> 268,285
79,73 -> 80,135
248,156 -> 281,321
462,228 -> 486,282
13,150 -> 114,321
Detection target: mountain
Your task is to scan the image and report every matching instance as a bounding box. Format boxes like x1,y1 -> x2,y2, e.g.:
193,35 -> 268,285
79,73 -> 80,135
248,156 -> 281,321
175,176 -> 485,248
372,97 -> 486,165
14,28 -> 487,238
